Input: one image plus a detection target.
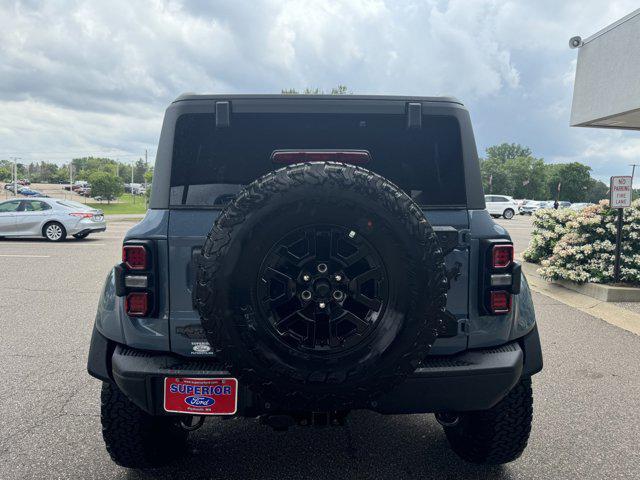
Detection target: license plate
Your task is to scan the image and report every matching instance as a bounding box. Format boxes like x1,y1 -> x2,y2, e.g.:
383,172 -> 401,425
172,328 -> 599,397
163,377 -> 238,415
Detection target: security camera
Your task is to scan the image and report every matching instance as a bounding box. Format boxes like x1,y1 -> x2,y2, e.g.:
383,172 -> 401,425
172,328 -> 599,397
569,36 -> 583,49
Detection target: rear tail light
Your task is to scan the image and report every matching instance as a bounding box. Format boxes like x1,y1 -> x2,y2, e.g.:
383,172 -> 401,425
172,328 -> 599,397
125,292 -> 149,317
492,244 -> 514,269
69,212 -> 93,219
122,245 -> 148,270
271,150 -> 371,165
116,241 -> 156,318
489,291 -> 511,314
480,241 -> 518,315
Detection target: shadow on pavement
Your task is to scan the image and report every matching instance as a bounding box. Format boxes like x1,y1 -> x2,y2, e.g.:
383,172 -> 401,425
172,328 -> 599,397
121,411 -> 514,480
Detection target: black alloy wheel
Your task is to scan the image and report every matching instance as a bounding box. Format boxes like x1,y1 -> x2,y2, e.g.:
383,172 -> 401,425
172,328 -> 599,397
257,225 -> 387,353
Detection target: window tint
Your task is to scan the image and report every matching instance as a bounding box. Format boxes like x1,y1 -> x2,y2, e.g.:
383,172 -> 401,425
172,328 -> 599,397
23,201 -> 51,211
0,200 -> 21,213
170,112 -> 467,207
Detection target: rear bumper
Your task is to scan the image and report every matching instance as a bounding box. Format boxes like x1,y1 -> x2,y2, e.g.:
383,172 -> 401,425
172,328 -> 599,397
88,326 -> 542,416
69,219 -> 106,235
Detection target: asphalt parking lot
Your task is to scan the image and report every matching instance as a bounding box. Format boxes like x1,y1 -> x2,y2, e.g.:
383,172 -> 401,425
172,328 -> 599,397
1,215 -> 639,479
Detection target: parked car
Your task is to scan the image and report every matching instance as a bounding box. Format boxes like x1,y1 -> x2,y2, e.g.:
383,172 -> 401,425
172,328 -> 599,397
484,194 -> 518,219
520,201 -> 543,215
0,197 -> 106,241
87,94 -> 542,469
569,202 -> 593,211
18,188 -> 41,196
124,182 -> 143,193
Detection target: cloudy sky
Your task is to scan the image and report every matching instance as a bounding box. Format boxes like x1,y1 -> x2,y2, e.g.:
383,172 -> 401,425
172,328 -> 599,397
1,0 -> 639,180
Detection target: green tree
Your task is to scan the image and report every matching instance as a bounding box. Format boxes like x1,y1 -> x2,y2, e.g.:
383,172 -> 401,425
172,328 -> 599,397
133,158 -> 147,183
89,171 -> 124,203
0,160 -> 12,182
585,179 -> 609,203
545,162 -> 592,202
485,143 -> 532,162
480,157 -> 511,194
504,156 -> 547,199
480,153 -> 547,199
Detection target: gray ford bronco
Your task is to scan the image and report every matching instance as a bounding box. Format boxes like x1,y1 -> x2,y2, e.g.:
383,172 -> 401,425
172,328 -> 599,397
87,94 -> 542,468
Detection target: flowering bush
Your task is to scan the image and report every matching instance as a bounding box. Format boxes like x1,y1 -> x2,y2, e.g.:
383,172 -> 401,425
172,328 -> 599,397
522,208 -> 577,263
525,200 -> 640,285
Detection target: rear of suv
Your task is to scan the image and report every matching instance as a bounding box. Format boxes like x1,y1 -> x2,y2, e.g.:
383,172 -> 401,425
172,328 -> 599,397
87,94 -> 542,469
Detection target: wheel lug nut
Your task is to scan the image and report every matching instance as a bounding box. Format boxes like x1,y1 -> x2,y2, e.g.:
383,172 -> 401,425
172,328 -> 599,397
334,274 -> 342,282
332,290 -> 344,301
317,263 -> 328,273
302,274 -> 310,282
301,290 -> 312,301
319,302 -> 326,309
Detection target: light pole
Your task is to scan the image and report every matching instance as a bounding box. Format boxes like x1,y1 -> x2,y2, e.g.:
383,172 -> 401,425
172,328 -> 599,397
69,163 -> 74,199
9,156 -> 21,197
131,160 -> 135,204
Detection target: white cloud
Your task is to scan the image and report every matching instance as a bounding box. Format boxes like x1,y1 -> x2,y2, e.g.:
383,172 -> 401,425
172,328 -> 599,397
0,0 -> 639,180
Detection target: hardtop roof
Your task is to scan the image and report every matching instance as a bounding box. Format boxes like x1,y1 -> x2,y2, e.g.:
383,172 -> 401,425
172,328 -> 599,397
172,93 -> 464,106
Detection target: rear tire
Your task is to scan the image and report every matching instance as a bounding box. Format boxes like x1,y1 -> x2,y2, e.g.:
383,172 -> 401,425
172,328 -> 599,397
442,377 -> 533,465
100,382 -> 189,469
43,222 -> 66,242
503,209 -> 515,220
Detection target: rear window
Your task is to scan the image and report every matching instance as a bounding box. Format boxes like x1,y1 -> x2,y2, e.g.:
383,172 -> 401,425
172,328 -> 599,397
169,112 -> 466,207
56,200 -> 91,210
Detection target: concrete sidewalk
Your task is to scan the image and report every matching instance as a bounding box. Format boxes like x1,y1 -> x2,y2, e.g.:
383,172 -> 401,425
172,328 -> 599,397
522,261 -> 640,336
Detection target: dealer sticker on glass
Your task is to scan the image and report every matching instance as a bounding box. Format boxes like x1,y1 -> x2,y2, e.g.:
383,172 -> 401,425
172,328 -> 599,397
164,377 -> 238,415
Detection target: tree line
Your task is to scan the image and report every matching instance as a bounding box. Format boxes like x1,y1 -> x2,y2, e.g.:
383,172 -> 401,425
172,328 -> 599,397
479,143 -> 626,203
0,157 -> 150,185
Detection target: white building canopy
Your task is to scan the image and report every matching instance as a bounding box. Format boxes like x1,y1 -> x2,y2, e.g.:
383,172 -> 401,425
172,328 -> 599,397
571,9 -> 640,130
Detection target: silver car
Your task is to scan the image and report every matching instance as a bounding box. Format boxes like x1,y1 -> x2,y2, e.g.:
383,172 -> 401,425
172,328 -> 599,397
0,197 -> 106,241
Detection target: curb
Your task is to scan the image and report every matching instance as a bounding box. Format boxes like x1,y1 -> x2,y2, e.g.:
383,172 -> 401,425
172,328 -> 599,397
521,261 -> 640,336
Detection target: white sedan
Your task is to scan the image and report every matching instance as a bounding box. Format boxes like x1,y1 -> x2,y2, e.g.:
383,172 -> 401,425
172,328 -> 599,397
0,197 -> 106,241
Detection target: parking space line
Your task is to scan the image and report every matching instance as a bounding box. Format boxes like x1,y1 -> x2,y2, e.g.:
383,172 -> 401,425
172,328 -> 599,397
0,254 -> 50,258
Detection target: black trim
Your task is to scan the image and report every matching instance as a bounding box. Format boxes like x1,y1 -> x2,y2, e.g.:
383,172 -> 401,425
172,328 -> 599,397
87,326 -> 114,383
105,338 -> 534,416
519,324 -> 543,377
407,102 -> 422,129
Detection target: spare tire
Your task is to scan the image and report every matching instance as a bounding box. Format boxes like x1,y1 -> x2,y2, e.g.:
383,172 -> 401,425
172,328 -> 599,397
194,162 -> 448,409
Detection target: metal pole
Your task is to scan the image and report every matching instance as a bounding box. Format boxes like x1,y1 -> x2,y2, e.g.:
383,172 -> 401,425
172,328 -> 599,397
9,157 -> 21,197
613,208 -> 623,283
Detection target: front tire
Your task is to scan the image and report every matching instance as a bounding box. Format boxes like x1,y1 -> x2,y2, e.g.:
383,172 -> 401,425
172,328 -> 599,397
503,209 -> 515,220
100,382 -> 189,468
43,222 -> 66,242
442,377 -> 533,465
